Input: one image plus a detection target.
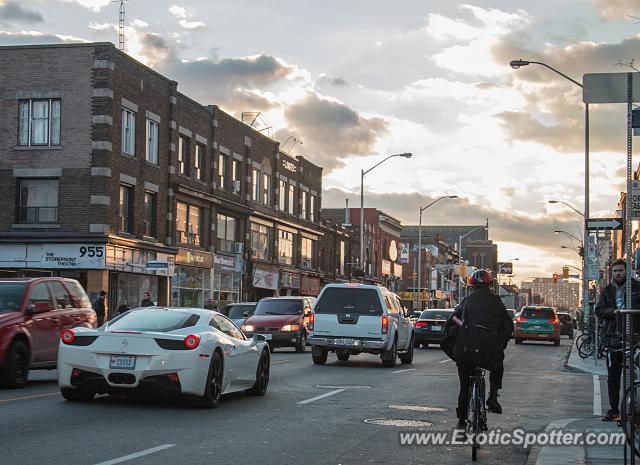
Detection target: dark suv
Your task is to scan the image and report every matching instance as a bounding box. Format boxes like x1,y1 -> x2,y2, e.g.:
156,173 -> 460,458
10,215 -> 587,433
0,277 -> 96,388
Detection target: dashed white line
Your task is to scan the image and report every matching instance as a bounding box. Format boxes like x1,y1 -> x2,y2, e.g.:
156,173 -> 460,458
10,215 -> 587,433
593,375 -> 602,416
392,368 -> 416,374
271,360 -> 291,365
94,444 -> 176,465
298,389 -> 345,405
439,358 -> 452,364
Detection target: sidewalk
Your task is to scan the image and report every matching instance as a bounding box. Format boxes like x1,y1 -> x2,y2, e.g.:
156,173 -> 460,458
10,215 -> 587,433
531,338 -> 624,464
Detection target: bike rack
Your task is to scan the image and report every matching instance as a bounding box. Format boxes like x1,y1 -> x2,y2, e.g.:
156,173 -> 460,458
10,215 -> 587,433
616,308 -> 639,465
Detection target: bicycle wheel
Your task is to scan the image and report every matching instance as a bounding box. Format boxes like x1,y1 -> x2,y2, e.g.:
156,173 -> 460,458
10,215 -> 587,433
471,394 -> 481,461
575,333 -> 589,350
578,338 -> 594,359
621,381 -> 640,458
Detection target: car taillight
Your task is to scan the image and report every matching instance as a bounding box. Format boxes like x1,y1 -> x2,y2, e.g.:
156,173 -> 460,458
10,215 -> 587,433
61,329 -> 75,344
167,372 -> 179,383
516,316 -> 527,323
309,312 -> 315,331
415,321 -> 428,327
381,315 -> 389,334
184,334 -> 200,349
551,318 -> 560,324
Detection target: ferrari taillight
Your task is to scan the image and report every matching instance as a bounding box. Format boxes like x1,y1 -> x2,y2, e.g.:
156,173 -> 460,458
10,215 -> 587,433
184,334 -> 200,349
309,312 -> 315,331
61,329 -> 75,344
381,315 -> 389,334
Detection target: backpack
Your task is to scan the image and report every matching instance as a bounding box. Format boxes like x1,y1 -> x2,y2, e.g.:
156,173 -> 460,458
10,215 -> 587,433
453,303 -> 501,369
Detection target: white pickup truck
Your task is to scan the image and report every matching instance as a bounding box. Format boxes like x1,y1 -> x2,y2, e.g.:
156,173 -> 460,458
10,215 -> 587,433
308,283 -> 414,367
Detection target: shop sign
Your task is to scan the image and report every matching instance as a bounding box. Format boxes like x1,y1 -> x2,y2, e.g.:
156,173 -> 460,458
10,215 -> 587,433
214,254 -> 236,271
393,263 -> 403,277
281,158 -> 297,173
435,290 -> 445,299
253,265 -> 279,290
176,248 -> 213,268
281,271 -> 301,289
0,243 -> 106,269
399,243 -> 410,264
381,260 -> 391,275
301,275 -> 321,296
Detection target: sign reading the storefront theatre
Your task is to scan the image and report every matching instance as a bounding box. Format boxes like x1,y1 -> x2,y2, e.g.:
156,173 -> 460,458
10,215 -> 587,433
0,243 -> 106,269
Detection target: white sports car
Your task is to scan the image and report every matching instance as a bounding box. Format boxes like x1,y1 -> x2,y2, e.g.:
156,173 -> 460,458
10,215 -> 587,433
57,307 -> 270,407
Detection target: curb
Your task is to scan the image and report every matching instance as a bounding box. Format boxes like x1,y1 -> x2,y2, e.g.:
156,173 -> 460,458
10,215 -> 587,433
525,418 -> 582,465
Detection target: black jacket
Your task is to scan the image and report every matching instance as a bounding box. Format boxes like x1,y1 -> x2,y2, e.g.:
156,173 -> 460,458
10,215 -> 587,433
595,278 -> 640,337
444,287 -> 513,359
140,298 -> 154,307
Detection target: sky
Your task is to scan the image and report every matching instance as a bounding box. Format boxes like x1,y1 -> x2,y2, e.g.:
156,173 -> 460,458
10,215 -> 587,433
3,0 -> 640,284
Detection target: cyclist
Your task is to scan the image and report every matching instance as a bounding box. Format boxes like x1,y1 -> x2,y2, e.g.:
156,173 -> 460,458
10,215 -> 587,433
446,269 -> 513,429
595,258 -> 640,421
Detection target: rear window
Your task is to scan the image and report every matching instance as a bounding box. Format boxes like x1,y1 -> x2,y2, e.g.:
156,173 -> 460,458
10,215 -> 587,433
254,299 -> 303,315
108,310 -> 200,332
420,310 -> 452,320
0,282 -> 26,313
227,305 -> 256,319
522,308 -> 556,320
314,288 -> 383,315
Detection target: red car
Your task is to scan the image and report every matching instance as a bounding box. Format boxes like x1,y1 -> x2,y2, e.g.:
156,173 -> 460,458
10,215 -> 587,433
0,277 -> 96,388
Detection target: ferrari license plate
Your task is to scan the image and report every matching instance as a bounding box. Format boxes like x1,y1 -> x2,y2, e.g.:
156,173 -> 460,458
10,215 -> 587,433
109,355 -> 136,370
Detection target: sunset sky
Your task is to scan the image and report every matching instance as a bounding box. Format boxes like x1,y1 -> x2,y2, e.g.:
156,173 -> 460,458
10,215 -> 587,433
3,0 -> 640,283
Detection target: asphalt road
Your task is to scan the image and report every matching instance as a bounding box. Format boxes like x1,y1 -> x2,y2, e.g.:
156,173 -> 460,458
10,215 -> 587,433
0,337 -> 594,465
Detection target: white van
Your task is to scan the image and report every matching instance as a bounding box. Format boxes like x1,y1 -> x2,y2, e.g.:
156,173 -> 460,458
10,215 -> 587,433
308,283 -> 414,367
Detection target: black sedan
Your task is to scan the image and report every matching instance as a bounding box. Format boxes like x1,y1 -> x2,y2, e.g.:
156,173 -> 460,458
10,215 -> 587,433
414,309 -> 453,348
557,312 -> 575,339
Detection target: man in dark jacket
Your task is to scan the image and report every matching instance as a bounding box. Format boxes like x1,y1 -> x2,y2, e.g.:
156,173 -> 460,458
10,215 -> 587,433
596,258 -> 640,421
93,290 -> 107,326
140,292 -> 154,307
446,269 -> 513,429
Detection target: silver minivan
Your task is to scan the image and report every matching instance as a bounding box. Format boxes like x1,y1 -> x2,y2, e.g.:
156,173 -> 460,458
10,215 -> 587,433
308,283 -> 414,367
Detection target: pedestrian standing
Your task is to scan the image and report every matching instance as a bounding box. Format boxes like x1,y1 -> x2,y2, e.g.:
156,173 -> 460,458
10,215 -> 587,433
140,292 -> 154,307
117,300 -> 130,315
204,298 -> 216,310
93,290 -> 107,326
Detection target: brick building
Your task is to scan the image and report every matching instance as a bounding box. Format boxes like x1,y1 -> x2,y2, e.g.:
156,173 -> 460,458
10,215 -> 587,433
0,42 -> 325,314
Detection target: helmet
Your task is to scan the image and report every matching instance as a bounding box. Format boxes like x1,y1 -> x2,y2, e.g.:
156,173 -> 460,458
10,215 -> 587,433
467,269 -> 494,286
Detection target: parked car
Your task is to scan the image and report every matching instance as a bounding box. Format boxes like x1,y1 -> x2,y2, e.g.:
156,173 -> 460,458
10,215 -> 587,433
0,277 -> 96,388
557,312 -> 575,339
514,306 -> 561,346
57,307 -> 270,406
241,297 -> 315,352
308,283 -> 414,367
414,309 -> 452,348
408,310 -> 422,323
223,302 -> 257,327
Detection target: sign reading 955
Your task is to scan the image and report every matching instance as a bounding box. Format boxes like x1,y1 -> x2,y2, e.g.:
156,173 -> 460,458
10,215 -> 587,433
41,244 -> 106,269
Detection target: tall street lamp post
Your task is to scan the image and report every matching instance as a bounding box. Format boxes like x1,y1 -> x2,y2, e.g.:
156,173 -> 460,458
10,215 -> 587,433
510,58 -> 590,336
417,195 -> 458,310
360,153 -> 412,277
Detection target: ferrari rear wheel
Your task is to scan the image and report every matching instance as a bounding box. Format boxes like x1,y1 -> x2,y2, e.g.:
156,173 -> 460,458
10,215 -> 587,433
246,350 -> 270,396
197,351 -> 223,408
61,387 -> 95,402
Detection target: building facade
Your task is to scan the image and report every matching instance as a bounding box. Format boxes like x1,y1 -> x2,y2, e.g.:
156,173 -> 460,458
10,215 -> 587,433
520,278 -> 580,308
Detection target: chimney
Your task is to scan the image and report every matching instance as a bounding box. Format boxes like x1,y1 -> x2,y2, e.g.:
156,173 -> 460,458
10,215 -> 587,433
344,199 -> 351,226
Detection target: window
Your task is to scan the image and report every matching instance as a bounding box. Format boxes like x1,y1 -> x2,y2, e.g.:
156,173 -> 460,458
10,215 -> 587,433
310,195 -> 316,222
232,159 -> 241,194
217,214 -> 236,253
119,184 -> 134,233
314,288 -> 383,315
301,190 -> 308,220
251,168 -> 260,202
18,99 -> 61,147
146,119 -> 159,164
212,315 -> 245,340
28,283 -> 54,310
176,203 -> 202,245
250,223 -> 271,260
288,185 -> 295,215
279,180 -> 287,211
301,237 -> 314,269
178,136 -> 189,176
121,108 -> 136,155
262,174 -> 271,206
48,281 -> 73,309
17,179 -> 58,223
218,154 -> 227,190
195,144 -> 205,181
278,229 -> 294,265
144,191 -> 157,237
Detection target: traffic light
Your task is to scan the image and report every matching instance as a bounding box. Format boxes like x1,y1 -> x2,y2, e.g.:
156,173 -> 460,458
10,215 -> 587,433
552,273 -> 558,283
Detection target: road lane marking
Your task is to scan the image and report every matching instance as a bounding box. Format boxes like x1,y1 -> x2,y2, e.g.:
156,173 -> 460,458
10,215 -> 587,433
94,444 -> 176,465
593,375 -> 602,416
0,391 -> 59,403
439,358 -> 452,364
298,389 -> 345,405
389,405 -> 447,412
364,418 -> 433,427
271,360 -> 291,365
392,368 -> 415,374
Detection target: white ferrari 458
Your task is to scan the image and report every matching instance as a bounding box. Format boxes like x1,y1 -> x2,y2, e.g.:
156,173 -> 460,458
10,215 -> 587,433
57,307 -> 270,407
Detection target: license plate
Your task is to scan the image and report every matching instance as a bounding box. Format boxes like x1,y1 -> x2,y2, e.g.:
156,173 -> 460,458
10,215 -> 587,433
263,334 -> 272,340
337,338 -> 354,345
109,355 -> 136,370
533,325 -> 542,330
431,325 -> 442,331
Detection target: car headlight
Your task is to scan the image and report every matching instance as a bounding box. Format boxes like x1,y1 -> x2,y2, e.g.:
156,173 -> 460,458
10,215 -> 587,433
242,325 -> 254,332
281,325 -> 300,332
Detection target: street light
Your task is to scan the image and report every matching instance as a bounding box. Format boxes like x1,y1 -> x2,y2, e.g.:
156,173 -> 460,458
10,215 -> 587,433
416,195 -> 458,310
457,226 -> 488,303
360,152 -> 412,277
554,230 -> 583,245
548,200 -> 584,218
510,58 -> 590,341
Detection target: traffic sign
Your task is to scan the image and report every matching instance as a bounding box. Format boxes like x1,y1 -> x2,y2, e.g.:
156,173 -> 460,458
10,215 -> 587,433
583,72 -> 640,104
586,217 -> 623,230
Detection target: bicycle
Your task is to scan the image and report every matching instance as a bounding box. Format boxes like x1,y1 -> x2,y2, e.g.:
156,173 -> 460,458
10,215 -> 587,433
465,367 -> 488,461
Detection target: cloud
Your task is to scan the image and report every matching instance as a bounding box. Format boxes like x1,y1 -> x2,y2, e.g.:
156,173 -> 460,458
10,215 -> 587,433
317,74 -> 348,87
88,22 -> 111,31
0,30 -> 89,45
178,19 -> 205,30
169,4 -> 205,29
593,0 -> 640,20
169,5 -> 187,19
137,32 -> 174,68
276,93 -> 389,171
131,19 -> 149,29
61,0 -> 111,11
0,1 -> 42,23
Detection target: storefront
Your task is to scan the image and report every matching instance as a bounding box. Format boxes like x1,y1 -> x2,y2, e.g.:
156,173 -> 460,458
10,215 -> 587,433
280,270 -> 300,296
251,263 -> 279,300
300,274 -> 322,297
171,248 -> 213,308
212,253 -> 243,307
